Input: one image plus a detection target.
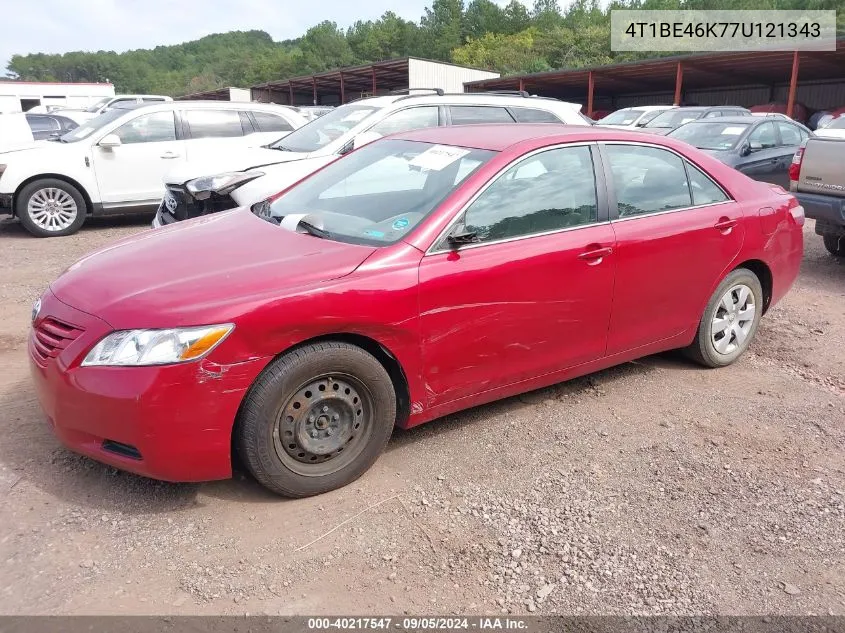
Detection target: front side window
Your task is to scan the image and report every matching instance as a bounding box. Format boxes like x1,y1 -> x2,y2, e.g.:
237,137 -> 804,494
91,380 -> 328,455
460,145 -> 598,244
253,111 -> 294,133
370,107 -> 439,136
449,106 -> 514,125
270,104 -> 379,153
267,139 -> 495,245
184,110 -> 244,139
113,111 -> 176,144
703,111 -> 722,118
605,144 -> 691,217
748,122 -> 777,149
668,122 -> 751,151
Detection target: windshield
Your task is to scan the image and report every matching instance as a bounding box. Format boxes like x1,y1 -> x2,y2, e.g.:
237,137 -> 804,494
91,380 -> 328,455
85,97 -> 111,113
265,139 -> 495,245
668,122 -> 751,150
645,109 -> 704,128
60,108 -> 127,142
270,104 -> 379,153
600,109 -> 645,125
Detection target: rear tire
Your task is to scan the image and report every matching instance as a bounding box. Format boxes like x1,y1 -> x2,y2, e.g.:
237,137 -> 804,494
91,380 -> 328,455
685,268 -> 763,368
16,178 -> 87,237
822,233 -> 844,257
236,342 -> 396,497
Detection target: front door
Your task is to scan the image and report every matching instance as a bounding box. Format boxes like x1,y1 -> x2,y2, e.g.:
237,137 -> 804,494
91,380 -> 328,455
600,143 -> 745,355
419,144 -> 616,406
93,110 -> 186,207
737,121 -> 783,185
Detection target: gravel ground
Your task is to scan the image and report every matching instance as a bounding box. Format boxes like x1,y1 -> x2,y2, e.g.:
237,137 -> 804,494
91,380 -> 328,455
0,215 -> 842,616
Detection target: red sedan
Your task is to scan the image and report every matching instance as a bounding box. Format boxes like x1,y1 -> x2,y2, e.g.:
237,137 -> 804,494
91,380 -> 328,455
30,125 -> 804,497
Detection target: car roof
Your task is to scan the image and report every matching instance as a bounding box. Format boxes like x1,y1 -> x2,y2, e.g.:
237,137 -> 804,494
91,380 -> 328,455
394,123 -> 669,152
351,92 -> 582,112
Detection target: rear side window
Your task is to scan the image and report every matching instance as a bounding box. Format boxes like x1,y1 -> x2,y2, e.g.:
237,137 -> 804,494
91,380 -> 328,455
184,110 -> 244,139
142,97 -> 166,102
510,108 -> 561,123
605,144 -> 691,216
370,107 -> 439,136
450,106 -> 514,125
462,145 -> 598,243
776,122 -> 805,146
27,116 -> 59,132
686,163 -> 728,206
253,111 -> 294,133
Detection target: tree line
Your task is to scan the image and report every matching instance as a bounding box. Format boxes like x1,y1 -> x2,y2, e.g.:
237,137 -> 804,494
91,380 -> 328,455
5,0 -> 842,96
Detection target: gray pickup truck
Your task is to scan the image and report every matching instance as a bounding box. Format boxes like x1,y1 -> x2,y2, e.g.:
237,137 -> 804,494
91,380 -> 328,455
790,137 -> 845,256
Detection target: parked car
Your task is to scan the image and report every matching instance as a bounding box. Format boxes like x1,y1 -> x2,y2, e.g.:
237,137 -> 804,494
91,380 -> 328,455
30,125 -> 804,497
597,105 -> 676,129
789,136 -> 845,256
668,116 -> 811,188
58,95 -> 175,123
812,114 -> 845,140
0,101 -> 307,237
641,106 -> 752,135
25,113 -> 78,140
750,102 -> 808,124
153,90 -> 590,228
296,106 -> 335,121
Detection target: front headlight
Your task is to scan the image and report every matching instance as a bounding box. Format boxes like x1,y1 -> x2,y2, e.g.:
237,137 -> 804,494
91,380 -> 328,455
0,164 -> 7,181
82,324 -> 234,367
185,171 -> 264,200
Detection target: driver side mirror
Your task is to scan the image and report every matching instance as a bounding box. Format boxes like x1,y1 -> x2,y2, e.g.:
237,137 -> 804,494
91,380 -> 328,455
748,140 -> 763,152
447,229 -> 479,248
352,131 -> 382,150
98,134 -> 122,149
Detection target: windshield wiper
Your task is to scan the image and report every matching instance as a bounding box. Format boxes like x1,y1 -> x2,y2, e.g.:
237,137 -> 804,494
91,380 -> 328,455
298,219 -> 330,239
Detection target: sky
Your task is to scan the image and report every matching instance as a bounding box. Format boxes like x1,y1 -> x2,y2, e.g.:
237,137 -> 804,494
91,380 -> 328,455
1,0 -> 530,74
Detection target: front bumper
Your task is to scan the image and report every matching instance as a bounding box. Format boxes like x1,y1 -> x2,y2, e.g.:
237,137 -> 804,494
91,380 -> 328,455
792,191 -> 845,233
29,290 -> 270,483
0,193 -> 12,215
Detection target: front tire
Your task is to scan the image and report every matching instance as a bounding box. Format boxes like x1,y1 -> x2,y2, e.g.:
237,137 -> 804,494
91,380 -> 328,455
16,178 -> 87,237
236,342 -> 396,497
685,268 -> 763,368
822,233 -> 844,257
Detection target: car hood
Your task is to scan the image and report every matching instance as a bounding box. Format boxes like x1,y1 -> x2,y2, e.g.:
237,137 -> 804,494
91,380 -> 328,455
230,155 -> 339,206
165,147 -> 311,185
50,209 -> 376,328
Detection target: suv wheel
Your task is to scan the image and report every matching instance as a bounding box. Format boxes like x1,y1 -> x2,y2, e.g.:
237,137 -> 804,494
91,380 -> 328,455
17,178 -> 87,237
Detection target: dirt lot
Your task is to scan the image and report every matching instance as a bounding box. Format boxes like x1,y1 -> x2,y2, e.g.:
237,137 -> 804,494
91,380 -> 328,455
0,215 -> 842,616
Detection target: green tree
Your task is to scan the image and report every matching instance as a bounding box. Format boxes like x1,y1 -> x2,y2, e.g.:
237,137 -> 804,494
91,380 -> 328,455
421,0 -> 465,60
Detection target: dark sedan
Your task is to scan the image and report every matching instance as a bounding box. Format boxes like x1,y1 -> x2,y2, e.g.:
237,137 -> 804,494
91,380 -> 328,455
641,106 -> 751,135
25,113 -> 78,140
668,116 -> 811,188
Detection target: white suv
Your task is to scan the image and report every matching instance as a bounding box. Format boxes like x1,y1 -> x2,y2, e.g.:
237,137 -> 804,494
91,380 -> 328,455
153,90 -> 588,227
0,100 -> 307,236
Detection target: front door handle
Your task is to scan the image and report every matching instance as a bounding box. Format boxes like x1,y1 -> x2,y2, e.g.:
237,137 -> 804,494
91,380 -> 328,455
714,217 -> 737,233
578,246 -> 613,265
161,151 -> 180,159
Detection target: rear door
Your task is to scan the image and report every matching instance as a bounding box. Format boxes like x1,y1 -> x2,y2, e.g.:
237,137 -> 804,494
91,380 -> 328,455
601,142 -> 744,355
181,108 -> 252,158
771,122 -> 809,188
419,144 -> 616,406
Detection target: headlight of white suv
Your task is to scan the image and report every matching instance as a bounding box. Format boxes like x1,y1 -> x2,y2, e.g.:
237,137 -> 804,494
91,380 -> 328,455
82,324 -> 234,367
185,171 -> 264,200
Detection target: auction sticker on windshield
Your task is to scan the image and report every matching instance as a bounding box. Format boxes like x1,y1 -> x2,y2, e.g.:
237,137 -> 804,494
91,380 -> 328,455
721,126 -> 746,135
410,145 -> 470,171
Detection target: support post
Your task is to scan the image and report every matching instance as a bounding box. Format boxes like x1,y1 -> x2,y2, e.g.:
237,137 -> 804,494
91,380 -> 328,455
518,78 -> 525,93
673,62 -> 684,106
372,67 -> 377,95
587,71 -> 594,119
288,82 -> 293,106
340,71 -> 345,105
787,51 -> 800,118
312,76 -> 317,106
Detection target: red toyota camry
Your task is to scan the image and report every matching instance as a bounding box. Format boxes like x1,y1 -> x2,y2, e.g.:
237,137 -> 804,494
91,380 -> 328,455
30,125 -> 804,497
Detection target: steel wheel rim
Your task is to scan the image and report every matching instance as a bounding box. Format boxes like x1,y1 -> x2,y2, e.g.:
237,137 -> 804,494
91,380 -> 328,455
272,373 -> 375,477
711,283 -> 756,355
27,187 -> 78,231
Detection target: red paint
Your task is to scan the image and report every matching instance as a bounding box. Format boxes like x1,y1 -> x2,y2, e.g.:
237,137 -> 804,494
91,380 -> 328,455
587,71 -> 595,119
674,62 -> 684,106
787,52 -> 800,119
30,125 -> 804,483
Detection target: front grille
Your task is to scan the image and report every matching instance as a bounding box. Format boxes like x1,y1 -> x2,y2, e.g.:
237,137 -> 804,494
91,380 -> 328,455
31,317 -> 84,364
160,186 -> 237,224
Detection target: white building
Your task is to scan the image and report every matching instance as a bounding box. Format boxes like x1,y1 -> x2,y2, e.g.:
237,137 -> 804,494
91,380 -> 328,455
0,81 -> 115,113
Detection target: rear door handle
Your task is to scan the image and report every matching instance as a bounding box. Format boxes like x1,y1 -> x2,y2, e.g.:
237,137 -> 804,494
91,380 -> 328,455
578,246 -> 613,264
161,151 -> 180,159
714,218 -> 737,233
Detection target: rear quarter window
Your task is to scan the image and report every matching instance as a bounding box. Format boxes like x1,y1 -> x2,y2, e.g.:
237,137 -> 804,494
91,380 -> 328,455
509,108 -> 561,123
450,106 -> 514,125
